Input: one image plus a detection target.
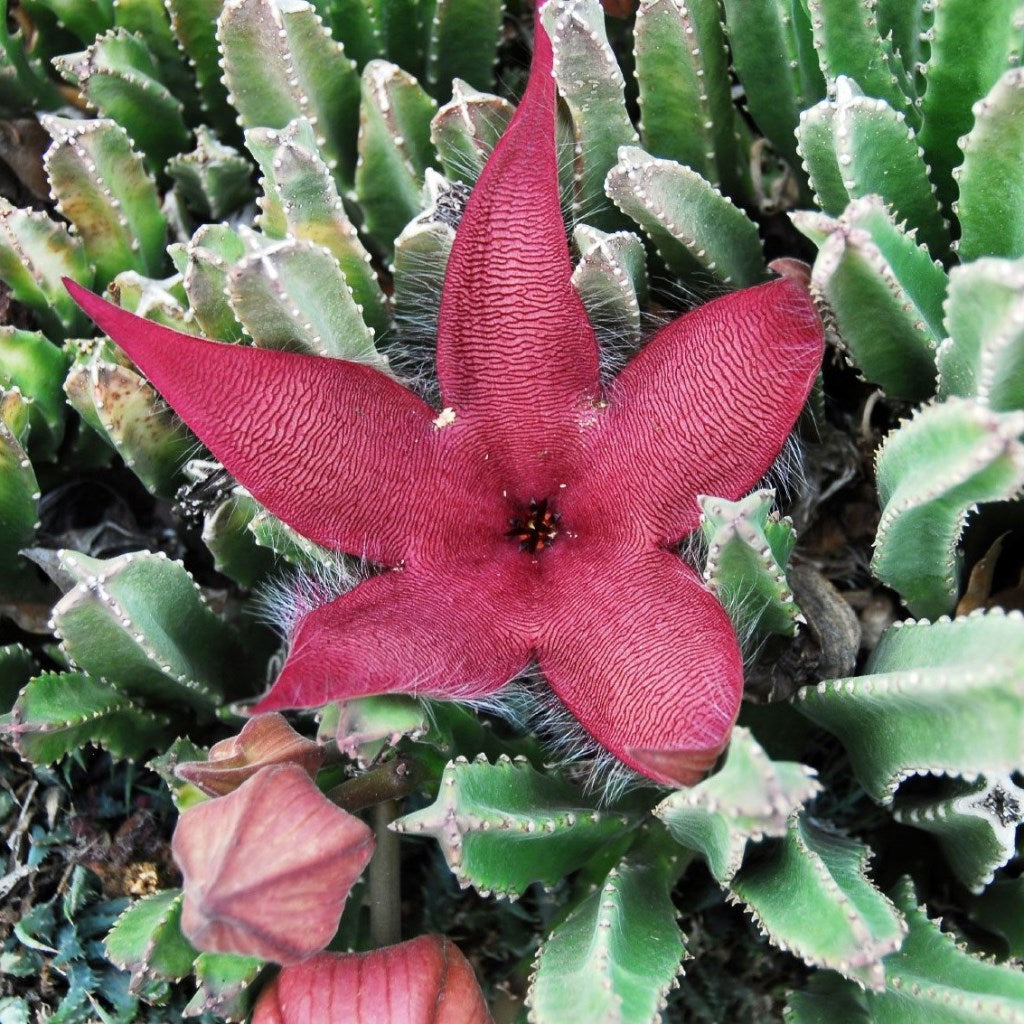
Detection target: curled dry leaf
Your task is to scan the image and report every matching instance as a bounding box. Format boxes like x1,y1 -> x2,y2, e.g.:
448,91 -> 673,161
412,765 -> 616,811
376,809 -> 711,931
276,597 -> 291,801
175,712 -> 324,797
172,763 -> 374,964
252,935 -> 493,1024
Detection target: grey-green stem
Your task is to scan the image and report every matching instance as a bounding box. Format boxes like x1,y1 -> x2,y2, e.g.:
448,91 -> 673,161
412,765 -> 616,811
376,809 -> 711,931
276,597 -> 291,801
368,798 -> 402,948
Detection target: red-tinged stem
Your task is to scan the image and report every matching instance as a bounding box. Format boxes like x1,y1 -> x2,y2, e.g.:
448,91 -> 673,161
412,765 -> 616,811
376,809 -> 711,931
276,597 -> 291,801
324,755 -> 422,813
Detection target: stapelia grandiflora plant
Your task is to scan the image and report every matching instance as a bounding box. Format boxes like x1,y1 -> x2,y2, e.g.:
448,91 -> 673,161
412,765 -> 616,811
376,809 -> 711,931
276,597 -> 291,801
65,2 -> 823,791
10,0 -> 1024,1019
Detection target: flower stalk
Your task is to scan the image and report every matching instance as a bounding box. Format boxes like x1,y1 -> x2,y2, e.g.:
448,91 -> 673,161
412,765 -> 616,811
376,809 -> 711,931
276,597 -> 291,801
369,798 -> 403,949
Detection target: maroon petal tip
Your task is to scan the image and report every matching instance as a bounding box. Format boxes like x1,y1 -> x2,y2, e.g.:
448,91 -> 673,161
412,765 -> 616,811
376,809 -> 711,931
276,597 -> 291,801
625,742 -> 728,788
767,257 -> 813,290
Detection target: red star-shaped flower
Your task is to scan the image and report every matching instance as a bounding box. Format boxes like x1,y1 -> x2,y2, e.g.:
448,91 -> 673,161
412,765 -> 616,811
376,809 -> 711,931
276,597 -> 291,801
66,3 -> 822,788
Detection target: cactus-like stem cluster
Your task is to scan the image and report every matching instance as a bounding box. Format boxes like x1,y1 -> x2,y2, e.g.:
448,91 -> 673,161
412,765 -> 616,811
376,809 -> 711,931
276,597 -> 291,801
606,145 -> 764,286
393,754 -> 632,899
796,611 -> 1024,802
894,774 -> 1024,893
65,336 -> 196,496
654,727 -> 820,883
0,389 -> 43,613
635,0 -> 743,197
105,889 -> 197,990
699,490 -> 803,643
729,812 -> 906,991
793,195 -> 946,401
571,223 -> 648,351
430,79 -> 513,184
787,877 -> 1024,1021
526,856 -> 684,1024
542,0 -> 637,230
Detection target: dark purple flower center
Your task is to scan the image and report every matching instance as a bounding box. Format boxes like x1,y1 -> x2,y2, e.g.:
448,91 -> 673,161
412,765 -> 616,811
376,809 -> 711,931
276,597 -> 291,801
507,498 -> 559,553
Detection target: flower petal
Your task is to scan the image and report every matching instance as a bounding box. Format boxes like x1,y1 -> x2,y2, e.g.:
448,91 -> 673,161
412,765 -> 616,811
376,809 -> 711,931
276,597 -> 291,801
175,713 -> 324,797
435,5 -> 601,501
537,543 -> 743,787
565,277 -> 823,546
172,764 -> 374,964
251,936 -> 493,1024
64,281 -> 495,566
252,552 -> 533,712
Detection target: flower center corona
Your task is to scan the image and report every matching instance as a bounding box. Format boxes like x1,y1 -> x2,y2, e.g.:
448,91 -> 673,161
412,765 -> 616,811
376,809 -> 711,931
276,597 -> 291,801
507,498 -> 559,553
